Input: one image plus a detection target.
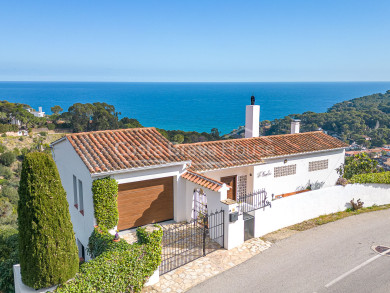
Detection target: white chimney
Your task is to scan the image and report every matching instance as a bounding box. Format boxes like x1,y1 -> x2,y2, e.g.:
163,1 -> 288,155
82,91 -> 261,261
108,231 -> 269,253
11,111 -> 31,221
245,96 -> 260,138
38,107 -> 43,113
291,119 -> 301,134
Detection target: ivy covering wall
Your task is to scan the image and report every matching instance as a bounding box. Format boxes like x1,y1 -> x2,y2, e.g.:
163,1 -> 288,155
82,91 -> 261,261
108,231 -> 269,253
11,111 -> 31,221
92,177 -> 119,229
349,171 -> 390,184
55,225 -> 163,293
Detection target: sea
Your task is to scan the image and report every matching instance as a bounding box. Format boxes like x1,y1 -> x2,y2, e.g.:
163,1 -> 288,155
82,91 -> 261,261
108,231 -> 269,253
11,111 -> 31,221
0,82 -> 389,134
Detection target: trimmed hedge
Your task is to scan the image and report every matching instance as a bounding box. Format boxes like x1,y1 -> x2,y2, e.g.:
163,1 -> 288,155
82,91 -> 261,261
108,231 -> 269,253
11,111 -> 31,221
55,225 -> 163,293
92,177 -> 118,230
0,227 -> 19,293
349,171 -> 390,184
18,152 -> 79,289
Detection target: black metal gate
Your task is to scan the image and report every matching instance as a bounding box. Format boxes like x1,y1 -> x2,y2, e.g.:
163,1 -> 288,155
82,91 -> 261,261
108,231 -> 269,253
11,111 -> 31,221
159,209 -> 224,275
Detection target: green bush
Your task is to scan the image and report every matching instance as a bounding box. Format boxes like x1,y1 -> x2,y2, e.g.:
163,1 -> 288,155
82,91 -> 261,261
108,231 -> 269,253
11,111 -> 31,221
0,144 -> 7,153
0,227 -> 19,293
0,124 -> 18,134
39,131 -> 47,137
349,172 -> 390,184
87,226 -> 130,258
92,177 -> 118,230
2,186 -> 19,205
338,153 -> 382,179
56,226 -> 163,293
0,165 -> 13,179
0,152 -> 16,166
47,123 -> 56,130
18,152 -> 79,289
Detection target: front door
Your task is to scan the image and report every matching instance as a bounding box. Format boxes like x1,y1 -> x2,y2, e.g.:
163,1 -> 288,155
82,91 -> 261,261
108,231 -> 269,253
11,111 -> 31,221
220,175 -> 237,200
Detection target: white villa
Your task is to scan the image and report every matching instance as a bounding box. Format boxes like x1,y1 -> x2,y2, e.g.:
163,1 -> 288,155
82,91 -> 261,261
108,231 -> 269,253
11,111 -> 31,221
51,97 -> 347,260
27,107 -> 45,118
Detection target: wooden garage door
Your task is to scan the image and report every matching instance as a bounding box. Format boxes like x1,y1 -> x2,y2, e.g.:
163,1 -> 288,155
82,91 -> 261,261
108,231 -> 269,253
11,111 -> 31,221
117,177 -> 173,230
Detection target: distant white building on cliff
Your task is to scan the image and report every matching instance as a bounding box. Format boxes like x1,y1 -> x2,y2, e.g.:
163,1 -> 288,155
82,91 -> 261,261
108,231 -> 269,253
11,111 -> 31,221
27,107 -> 45,118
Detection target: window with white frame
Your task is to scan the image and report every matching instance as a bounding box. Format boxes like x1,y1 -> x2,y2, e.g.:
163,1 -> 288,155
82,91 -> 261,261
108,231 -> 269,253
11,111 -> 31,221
73,175 -> 78,207
78,179 -> 84,215
274,164 -> 297,178
309,159 -> 329,172
237,175 -> 247,197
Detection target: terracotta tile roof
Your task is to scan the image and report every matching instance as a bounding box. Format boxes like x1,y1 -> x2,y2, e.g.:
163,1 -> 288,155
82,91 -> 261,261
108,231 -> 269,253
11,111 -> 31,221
182,170 -> 229,192
65,127 -> 188,174
176,131 -> 348,172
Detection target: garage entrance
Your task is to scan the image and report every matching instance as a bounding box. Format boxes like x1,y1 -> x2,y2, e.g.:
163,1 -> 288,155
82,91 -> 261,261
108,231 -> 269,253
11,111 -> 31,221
117,177 -> 174,230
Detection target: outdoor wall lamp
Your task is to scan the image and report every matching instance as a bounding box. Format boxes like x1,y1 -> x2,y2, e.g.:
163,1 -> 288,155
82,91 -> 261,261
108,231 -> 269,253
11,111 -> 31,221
284,159 -> 288,164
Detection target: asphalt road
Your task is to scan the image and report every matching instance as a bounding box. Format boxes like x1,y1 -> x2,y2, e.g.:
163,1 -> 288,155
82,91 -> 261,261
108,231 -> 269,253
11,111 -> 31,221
188,209 -> 390,293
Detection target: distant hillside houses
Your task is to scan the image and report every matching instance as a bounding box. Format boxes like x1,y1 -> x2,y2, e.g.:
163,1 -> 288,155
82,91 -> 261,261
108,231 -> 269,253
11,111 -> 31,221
27,106 -> 45,117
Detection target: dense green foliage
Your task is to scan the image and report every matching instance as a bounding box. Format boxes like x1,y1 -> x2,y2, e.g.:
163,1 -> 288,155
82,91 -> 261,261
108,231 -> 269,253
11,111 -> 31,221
0,227 -> 19,293
87,226 -> 129,258
50,105 -> 63,115
157,128 -> 221,144
349,172 -> 390,184
18,152 -> 79,289
56,226 -> 163,293
338,153 -> 383,179
0,101 -> 47,129
0,124 -> 18,133
92,177 -> 119,230
264,90 -> 390,147
0,151 -> 16,166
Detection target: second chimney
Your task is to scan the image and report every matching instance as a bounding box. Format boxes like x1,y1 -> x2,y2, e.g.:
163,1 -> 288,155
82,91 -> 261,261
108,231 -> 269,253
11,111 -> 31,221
245,96 -> 260,138
291,119 -> 301,134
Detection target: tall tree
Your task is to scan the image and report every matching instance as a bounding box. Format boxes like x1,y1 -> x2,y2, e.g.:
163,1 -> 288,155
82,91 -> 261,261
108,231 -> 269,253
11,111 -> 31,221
18,153 -> 78,289
50,105 -> 63,115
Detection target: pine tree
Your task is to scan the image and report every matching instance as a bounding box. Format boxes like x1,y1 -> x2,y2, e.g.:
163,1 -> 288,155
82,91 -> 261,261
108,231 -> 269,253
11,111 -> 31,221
18,152 -> 79,289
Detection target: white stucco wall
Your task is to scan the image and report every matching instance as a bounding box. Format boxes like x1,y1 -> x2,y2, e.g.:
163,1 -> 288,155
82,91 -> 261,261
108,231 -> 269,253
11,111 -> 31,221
253,149 -> 345,197
254,183 -> 390,237
184,180 -> 226,222
204,165 -> 254,194
51,139 -> 94,261
104,164 -> 188,222
52,139 -> 189,256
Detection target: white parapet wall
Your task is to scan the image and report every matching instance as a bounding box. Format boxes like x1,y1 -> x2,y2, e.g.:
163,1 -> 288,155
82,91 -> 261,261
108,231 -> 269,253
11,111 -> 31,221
254,184 -> 390,237
13,264 -> 57,293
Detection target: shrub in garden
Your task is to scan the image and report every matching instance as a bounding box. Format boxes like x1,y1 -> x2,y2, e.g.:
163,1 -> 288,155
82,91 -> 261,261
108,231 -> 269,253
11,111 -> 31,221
92,177 -> 118,229
349,198 -> 364,211
87,226 -> 130,258
336,177 -> 348,186
18,152 -> 79,289
337,153 -> 382,179
0,152 -> 16,166
349,171 -> 390,185
0,227 -> 19,293
56,225 -> 163,293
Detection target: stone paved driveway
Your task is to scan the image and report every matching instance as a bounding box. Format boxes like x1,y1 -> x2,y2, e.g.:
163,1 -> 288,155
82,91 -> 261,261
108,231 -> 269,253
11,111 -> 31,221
142,237 -> 272,293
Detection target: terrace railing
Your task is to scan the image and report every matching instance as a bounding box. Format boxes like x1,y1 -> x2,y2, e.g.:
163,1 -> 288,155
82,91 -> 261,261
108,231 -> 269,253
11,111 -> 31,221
237,189 -> 271,214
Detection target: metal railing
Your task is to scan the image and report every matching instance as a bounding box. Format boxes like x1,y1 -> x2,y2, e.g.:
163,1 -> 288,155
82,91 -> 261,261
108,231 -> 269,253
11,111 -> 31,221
237,189 -> 271,214
159,209 -> 224,275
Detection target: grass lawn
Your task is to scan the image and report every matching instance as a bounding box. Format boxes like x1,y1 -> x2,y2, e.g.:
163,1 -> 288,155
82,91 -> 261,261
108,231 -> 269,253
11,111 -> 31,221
262,204 -> 390,242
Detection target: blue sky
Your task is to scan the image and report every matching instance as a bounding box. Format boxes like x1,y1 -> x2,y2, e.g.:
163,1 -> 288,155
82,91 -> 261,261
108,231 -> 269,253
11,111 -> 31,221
0,0 -> 389,82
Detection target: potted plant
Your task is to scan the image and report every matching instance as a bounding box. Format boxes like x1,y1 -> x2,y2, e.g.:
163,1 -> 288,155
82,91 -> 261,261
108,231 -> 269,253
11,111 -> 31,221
113,230 -> 120,242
